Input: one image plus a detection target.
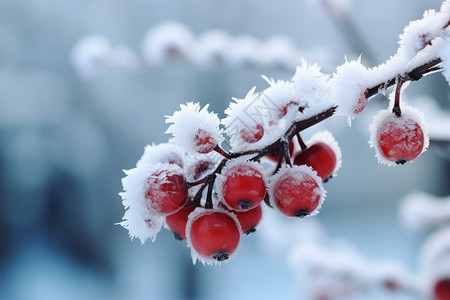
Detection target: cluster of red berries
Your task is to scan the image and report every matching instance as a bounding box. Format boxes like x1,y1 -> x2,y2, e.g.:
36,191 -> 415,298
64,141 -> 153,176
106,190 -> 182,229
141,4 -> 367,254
120,63 -> 433,266
127,118 -> 343,265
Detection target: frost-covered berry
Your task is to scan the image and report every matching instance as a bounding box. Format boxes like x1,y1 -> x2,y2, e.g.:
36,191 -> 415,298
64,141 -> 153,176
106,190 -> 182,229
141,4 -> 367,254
369,106 -> 429,166
145,165 -> 188,215
186,208 -> 242,265
193,129 -> 217,153
293,131 -> 342,181
166,102 -> 223,154
165,202 -> 197,240
217,159 -> 266,211
241,123 -> 264,143
269,165 -> 325,217
434,278 -> 450,300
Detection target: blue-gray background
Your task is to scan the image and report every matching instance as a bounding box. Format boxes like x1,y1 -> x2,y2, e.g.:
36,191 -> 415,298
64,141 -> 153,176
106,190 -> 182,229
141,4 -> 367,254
0,0 -> 449,299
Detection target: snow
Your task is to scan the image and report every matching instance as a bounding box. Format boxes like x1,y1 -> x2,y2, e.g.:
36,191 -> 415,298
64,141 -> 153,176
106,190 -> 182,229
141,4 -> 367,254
190,30 -> 232,68
419,226 -> 450,296
185,207 -> 242,266
71,36 -> 140,79
439,37 -> 450,84
398,9 -> 448,60
136,143 -> 185,169
330,57 -> 369,124
70,36 -> 113,79
400,192 -> 450,232
268,165 -> 325,217
141,21 -> 194,66
165,102 -> 224,154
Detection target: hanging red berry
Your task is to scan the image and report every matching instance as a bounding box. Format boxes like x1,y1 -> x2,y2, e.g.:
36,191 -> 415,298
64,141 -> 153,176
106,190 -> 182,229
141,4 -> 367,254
269,165 -> 325,218
186,208 -> 242,265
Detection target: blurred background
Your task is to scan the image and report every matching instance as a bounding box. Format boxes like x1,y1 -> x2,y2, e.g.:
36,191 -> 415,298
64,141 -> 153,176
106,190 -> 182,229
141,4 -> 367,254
0,0 -> 449,299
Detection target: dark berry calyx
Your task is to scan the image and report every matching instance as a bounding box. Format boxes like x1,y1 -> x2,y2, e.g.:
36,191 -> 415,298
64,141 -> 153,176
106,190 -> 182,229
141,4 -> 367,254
212,250 -> 229,261
295,210 -> 310,218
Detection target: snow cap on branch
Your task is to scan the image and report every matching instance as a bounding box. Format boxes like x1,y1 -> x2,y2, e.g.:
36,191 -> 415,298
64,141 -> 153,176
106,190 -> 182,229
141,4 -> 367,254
166,102 -> 223,154
330,57 -> 369,125
398,9 -> 448,60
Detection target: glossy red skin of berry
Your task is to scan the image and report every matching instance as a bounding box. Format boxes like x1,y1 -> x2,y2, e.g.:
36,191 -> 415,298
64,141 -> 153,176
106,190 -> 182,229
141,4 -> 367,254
232,204 -> 262,234
145,171 -> 188,215
293,142 -> 337,180
267,141 -> 294,162
194,129 -> 217,154
222,165 -> 266,211
272,172 -> 321,217
377,119 -> 424,164
435,278 -> 450,300
165,202 -> 197,240
189,211 -> 241,261
241,123 -> 264,143
219,203 -> 262,234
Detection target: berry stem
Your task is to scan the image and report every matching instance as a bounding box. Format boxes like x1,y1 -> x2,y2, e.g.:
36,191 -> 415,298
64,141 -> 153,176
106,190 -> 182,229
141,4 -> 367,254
186,178 -> 207,188
204,158 -> 228,209
393,77 -> 405,117
297,133 -> 308,151
214,145 -> 231,159
193,183 -> 207,206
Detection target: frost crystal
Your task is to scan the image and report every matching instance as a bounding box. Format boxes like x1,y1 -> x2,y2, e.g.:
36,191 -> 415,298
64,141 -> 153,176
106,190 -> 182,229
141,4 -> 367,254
166,102 -> 223,154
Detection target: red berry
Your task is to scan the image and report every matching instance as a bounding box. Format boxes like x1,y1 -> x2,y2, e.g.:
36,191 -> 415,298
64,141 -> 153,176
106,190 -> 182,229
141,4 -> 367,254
193,129 -> 217,154
165,202 -> 197,240
218,203 -> 263,234
293,142 -> 337,180
434,278 -> 450,300
145,167 -> 188,215
270,166 -> 324,217
219,163 -> 266,211
377,118 -> 425,165
241,123 -> 264,143
232,204 -> 263,234
267,140 -> 294,162
187,209 -> 241,263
